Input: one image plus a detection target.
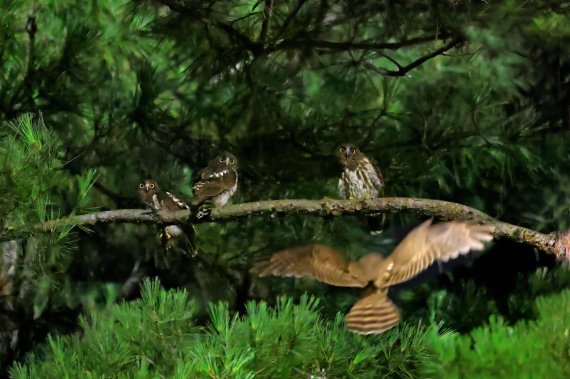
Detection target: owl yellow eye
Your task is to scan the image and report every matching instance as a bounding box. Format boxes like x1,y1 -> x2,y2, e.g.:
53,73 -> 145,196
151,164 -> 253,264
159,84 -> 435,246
230,158 -> 235,164
219,157 -> 225,163
339,147 -> 345,152
350,150 -> 355,155
138,183 -> 144,189
149,183 -> 155,188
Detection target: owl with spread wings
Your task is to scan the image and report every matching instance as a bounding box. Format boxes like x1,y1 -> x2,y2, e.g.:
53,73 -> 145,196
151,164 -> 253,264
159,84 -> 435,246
253,220 -> 494,334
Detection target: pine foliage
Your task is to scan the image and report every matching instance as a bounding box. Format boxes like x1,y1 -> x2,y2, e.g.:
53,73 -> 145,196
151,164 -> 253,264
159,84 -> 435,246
431,289 -> 570,378
12,280 -> 570,378
12,280 -> 438,378
0,113 -> 104,369
0,0 -> 569,374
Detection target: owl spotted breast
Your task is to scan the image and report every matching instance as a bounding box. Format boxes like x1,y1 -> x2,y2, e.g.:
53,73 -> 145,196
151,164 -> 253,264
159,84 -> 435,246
137,179 -> 197,261
253,220 -> 494,335
191,152 -> 238,218
337,144 -> 385,232
337,144 -> 384,201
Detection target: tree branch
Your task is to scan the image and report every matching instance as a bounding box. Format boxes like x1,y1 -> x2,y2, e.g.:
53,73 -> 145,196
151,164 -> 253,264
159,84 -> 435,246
364,36 -> 465,77
213,17 -> 454,59
258,0 -> 273,46
215,22 -> 263,55
1,198 -> 568,261
276,0 -> 308,38
271,33 -> 451,52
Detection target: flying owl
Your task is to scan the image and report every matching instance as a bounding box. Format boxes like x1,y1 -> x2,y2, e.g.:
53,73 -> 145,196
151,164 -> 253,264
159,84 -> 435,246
253,220 -> 494,335
191,152 -> 238,218
337,144 -> 385,232
137,179 -> 197,262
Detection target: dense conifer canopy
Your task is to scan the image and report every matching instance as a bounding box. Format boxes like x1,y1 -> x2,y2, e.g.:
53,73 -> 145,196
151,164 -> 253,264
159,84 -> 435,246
0,0 -> 569,376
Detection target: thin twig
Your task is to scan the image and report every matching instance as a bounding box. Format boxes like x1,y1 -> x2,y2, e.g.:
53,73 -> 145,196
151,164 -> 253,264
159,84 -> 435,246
259,0 -> 273,46
364,37 -> 465,77
277,0 -> 308,38
24,10 -> 37,82
271,33 -> 451,53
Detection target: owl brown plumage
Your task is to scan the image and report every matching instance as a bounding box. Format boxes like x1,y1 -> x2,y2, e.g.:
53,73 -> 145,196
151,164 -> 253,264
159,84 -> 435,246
191,152 -> 238,218
336,144 -> 385,232
253,220 -> 494,335
137,179 -> 197,260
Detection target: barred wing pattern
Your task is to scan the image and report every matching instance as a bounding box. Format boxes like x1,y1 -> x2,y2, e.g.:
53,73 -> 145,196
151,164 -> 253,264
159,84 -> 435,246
191,168 -> 237,206
253,244 -> 368,288
164,191 -> 190,210
374,220 -> 495,289
254,220 -> 494,335
363,156 -> 384,195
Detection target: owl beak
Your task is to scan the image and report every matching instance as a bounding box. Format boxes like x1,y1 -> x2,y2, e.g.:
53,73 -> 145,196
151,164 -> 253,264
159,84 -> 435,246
225,158 -> 230,165
144,184 -> 150,192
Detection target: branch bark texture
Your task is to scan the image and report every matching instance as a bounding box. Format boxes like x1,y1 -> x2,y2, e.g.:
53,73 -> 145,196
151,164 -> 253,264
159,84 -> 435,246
1,198 -> 567,261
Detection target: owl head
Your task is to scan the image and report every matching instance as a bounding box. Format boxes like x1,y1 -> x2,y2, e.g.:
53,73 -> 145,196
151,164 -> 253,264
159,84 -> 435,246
137,178 -> 160,196
336,144 -> 362,169
210,152 -> 238,169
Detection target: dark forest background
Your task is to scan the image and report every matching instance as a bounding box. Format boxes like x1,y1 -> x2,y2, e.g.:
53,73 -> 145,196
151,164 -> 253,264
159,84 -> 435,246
1,0 -> 570,377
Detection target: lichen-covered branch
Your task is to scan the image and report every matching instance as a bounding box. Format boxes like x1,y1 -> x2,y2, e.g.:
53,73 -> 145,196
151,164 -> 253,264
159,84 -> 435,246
0,198 -> 567,261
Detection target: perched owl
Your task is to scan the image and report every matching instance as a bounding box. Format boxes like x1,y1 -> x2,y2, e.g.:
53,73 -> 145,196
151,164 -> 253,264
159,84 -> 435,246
137,179 -> 197,261
191,152 -> 238,218
253,220 -> 494,334
337,144 -> 385,232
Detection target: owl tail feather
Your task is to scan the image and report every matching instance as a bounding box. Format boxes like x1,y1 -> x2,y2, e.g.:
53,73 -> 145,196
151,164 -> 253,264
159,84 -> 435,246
180,223 -> 198,257
345,290 -> 400,335
366,214 -> 386,234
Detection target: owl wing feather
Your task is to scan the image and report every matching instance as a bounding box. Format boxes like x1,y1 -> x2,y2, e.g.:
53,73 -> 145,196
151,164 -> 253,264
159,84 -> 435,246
158,191 -> 196,257
198,165 -> 217,180
345,289 -> 400,335
338,177 -> 347,199
253,244 -> 368,287
375,220 -> 494,288
191,169 -> 237,205
163,191 -> 190,210
365,156 -> 384,194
